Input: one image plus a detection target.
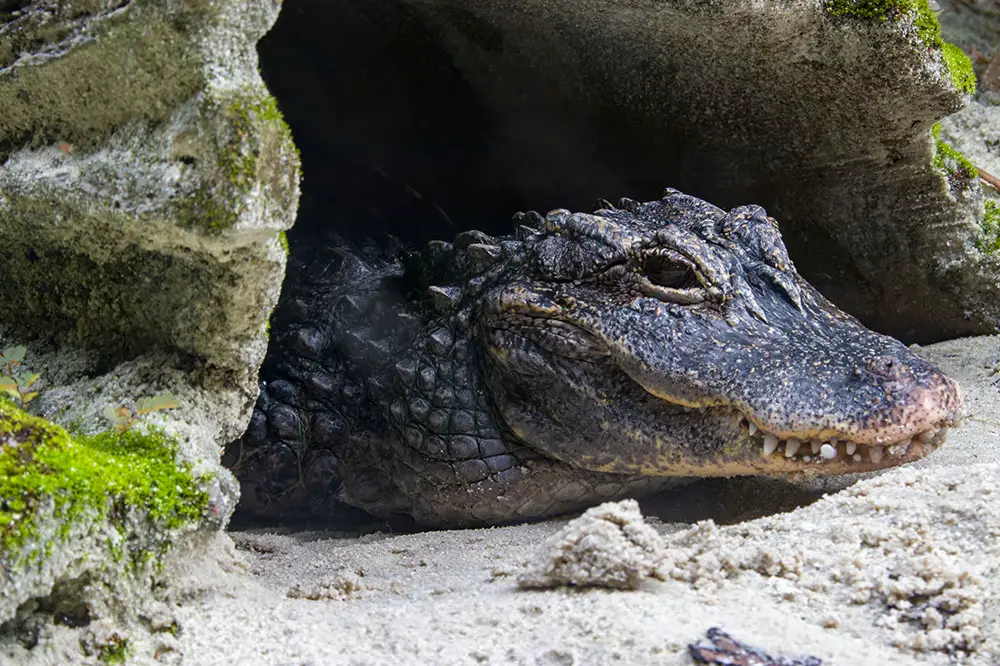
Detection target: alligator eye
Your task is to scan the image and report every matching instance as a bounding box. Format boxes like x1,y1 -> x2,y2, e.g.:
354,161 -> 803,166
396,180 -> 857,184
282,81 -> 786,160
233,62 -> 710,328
643,252 -> 699,289
638,250 -> 708,304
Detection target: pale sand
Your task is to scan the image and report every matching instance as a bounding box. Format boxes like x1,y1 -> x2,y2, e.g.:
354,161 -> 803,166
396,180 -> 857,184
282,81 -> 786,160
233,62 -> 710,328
161,336 -> 1000,666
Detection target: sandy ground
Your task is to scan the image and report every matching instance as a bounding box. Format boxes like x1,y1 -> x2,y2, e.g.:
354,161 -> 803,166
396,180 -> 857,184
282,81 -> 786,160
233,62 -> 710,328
140,335 -> 1000,666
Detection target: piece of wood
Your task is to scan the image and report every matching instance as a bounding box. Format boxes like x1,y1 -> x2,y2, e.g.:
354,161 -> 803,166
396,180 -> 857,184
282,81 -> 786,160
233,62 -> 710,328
980,166 -> 1000,192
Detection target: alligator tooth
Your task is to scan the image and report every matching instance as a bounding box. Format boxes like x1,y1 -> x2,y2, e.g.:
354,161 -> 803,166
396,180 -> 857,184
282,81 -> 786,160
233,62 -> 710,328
869,446 -> 884,463
819,443 -> 838,460
784,438 -> 802,458
852,454 -> 862,463
845,442 -> 857,455
763,434 -> 779,456
937,426 -> 950,441
917,428 -> 937,444
803,455 -> 812,463
748,422 -> 758,436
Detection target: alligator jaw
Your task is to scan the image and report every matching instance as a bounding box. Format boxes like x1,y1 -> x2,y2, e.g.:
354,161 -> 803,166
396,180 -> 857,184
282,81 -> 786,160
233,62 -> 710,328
737,414 -> 956,475
730,369 -> 963,474
666,398 -> 961,478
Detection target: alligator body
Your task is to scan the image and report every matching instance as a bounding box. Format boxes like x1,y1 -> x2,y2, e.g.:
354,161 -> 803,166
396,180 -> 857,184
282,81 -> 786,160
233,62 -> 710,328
225,189 -> 961,527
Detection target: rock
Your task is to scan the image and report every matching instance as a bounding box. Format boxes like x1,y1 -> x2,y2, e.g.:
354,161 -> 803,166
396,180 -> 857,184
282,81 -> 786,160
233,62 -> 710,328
262,0 -> 994,343
0,402 -> 215,657
935,0 -> 1000,260
517,500 -> 666,590
0,0 -> 297,654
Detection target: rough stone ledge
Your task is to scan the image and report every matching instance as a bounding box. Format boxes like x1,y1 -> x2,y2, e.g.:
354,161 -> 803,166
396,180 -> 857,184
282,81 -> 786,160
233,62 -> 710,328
0,0 -> 298,651
266,0 -> 995,342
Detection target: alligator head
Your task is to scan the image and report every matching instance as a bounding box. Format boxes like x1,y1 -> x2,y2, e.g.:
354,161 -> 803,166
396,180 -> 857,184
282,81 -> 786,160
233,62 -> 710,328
471,189 -> 961,478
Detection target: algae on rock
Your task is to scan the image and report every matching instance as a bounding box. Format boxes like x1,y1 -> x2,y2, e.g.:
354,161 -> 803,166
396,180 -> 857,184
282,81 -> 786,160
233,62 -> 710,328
0,0 -> 299,659
932,121 -> 981,195
0,401 -> 211,625
977,199 -> 1000,254
823,0 -> 977,94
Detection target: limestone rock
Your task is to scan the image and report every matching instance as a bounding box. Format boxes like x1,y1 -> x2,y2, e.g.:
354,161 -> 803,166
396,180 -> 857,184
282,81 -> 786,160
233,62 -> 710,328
0,0 -> 298,651
517,500 -> 666,590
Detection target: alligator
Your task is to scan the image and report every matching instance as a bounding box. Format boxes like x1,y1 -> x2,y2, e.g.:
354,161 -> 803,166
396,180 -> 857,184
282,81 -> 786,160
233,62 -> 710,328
224,189 -> 962,527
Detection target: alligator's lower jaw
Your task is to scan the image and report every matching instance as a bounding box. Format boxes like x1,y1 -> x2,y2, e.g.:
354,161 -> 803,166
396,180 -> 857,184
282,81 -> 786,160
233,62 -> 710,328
648,427 -> 949,479
658,413 -> 955,478
736,420 -> 953,477
746,422 -> 951,463
750,433 -> 945,476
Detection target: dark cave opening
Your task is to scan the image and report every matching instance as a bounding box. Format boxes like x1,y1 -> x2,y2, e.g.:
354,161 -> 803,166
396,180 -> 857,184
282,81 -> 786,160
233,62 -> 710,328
255,0 -> 995,345
255,0 -> 714,255
258,0 -> 503,250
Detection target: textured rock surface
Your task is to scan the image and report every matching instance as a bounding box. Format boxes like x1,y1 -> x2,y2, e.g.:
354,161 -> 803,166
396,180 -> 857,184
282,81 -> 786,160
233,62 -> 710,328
0,0 -> 298,652
518,499 -> 666,590
936,0 -> 1000,248
0,402 -> 214,653
262,0 -> 994,343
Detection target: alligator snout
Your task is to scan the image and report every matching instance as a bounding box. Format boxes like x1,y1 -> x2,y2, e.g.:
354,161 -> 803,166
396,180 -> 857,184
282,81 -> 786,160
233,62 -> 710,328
864,363 -> 962,444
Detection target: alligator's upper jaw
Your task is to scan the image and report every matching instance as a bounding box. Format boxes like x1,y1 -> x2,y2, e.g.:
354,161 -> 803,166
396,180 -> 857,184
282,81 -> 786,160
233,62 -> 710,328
736,362 -> 962,466
635,369 -> 962,477
593,292 -> 964,477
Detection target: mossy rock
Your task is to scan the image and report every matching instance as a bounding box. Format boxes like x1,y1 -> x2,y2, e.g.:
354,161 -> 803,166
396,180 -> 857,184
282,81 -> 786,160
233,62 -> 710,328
0,0 -> 299,372
823,0 -> 976,94
978,199 -> 1000,255
931,122 -> 980,194
0,400 -> 212,626
0,0 -> 297,655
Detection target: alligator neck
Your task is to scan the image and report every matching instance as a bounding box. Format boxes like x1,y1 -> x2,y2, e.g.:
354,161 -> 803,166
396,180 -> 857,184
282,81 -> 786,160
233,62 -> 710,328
286,243 -> 524,471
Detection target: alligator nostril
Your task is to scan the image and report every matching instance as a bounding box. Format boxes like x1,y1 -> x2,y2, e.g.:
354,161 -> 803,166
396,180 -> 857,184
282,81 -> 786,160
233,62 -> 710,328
866,355 -> 908,380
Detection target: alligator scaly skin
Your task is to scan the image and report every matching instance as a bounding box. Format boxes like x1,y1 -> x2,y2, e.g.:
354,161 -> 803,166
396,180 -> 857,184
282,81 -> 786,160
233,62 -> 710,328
225,190 -> 961,527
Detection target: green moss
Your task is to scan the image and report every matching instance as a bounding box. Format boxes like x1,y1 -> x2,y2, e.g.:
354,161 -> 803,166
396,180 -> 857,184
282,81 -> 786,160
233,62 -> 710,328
277,231 -> 290,257
98,635 -> 130,665
977,199 -> 1000,254
824,0 -> 941,43
823,0 -> 977,94
941,42 -> 976,95
172,180 -> 239,234
931,122 -> 979,181
229,93 -> 300,175
174,90 -> 300,234
0,402 -> 208,566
